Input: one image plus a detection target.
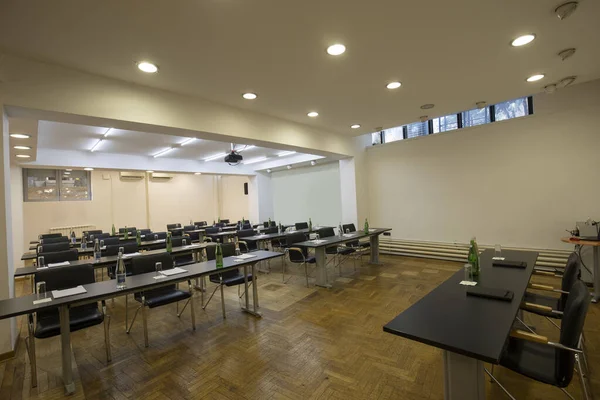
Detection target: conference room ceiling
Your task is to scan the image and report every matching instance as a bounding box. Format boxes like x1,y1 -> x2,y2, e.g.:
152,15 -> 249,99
1,1 -> 599,136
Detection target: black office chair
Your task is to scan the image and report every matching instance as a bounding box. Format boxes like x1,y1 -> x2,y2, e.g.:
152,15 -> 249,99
263,221 -> 277,228
317,227 -> 356,275
237,229 -> 258,253
167,223 -> 181,231
37,249 -> 79,265
283,232 -> 314,287
83,229 -> 103,236
39,236 -> 69,245
138,228 -> 152,235
37,242 -> 71,253
90,232 -> 111,240
202,243 -> 251,319
486,280 -> 592,400
220,219 -> 230,224
100,237 -> 120,246
342,223 -> 371,248
127,253 -> 194,347
183,225 -> 196,231
171,236 -> 195,266
38,233 -> 62,240
263,226 -> 278,234
295,222 -> 309,230
194,221 -> 207,227
119,227 -> 137,234
205,227 -> 219,241
102,243 -> 139,257
27,265 -> 110,388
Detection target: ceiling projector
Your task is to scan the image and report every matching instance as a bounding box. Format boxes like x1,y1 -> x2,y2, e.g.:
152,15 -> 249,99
224,151 -> 243,165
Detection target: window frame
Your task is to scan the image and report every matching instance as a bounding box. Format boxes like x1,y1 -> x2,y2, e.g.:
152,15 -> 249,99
23,168 -> 92,202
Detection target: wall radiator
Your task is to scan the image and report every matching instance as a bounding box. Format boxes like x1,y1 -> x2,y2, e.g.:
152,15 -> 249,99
49,224 -> 96,238
380,238 -> 571,270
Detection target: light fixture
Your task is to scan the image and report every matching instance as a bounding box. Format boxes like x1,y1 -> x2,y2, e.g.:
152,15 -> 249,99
146,170 -> 154,173
420,104 -> 435,110
351,124 -> 361,129
84,167 -> 94,171
237,145 -> 256,152
137,61 -> 158,73
526,74 -> 545,82
558,76 -> 577,88
277,151 -> 296,157
555,1 -> 578,20
65,169 -> 73,171
242,93 -> 257,100
13,145 -> 31,150
90,139 -> 103,152
63,171 -> 71,175
310,160 -> 316,166
307,111 -> 319,117
511,34 -> 536,47
153,147 -> 174,158
386,82 -> 402,89
103,127 -> 112,137
326,44 -> 346,56
194,172 -> 202,175
10,133 -> 30,139
243,157 -> 268,165
16,154 -> 30,158
266,169 -> 272,173
286,165 -> 292,170
203,153 -> 227,162
419,116 -> 428,122
476,101 -> 487,109
180,137 -> 197,146
558,48 -> 576,61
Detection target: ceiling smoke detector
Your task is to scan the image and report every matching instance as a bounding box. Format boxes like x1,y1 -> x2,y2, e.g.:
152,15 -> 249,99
420,104 -> 435,110
558,48 -> 576,61
555,2 -> 579,20
419,116 -> 428,122
475,101 -> 487,109
558,76 -> 577,88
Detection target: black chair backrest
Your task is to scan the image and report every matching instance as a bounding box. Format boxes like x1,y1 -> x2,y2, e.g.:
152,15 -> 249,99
36,264 -> 95,291
194,221 -> 207,226
39,233 -> 62,239
264,226 -> 278,234
220,219 -> 230,224
237,229 -> 256,238
560,253 -> 582,310
139,229 -> 152,234
556,280 -> 590,386
241,223 -> 252,230
215,222 -> 225,228
103,243 -> 139,257
38,242 -> 71,253
183,225 -> 196,231
205,243 -> 236,261
295,222 -> 308,230
149,232 -> 167,240
317,227 -> 335,238
263,221 -> 277,228
167,223 -> 181,230
119,227 -> 137,233
171,236 -> 191,247
101,237 -> 121,246
342,223 -> 357,233
83,230 -> 103,236
90,232 -> 111,240
286,231 -> 307,246
131,252 -> 173,275
205,227 -> 219,234
38,249 -> 79,264
40,236 -> 69,244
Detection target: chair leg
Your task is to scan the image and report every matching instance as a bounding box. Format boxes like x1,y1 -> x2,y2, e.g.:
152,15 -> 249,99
220,283 -> 226,319
305,262 -> 309,287
124,294 -> 128,333
580,334 -> 590,375
26,314 -> 37,388
177,298 -> 191,317
202,284 -> 220,310
104,314 -> 112,362
189,294 -> 196,331
126,305 -> 142,334
484,368 -> 516,400
141,300 -> 149,348
576,353 -> 593,400
559,388 -> 576,400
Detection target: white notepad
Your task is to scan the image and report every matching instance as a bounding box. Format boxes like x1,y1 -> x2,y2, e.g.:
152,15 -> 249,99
36,266 -> 49,270
160,267 -> 187,276
235,254 -> 256,259
122,252 -> 142,258
47,261 -> 70,267
33,297 -> 52,305
459,281 -> 478,286
343,233 -> 356,237
311,239 -> 326,244
51,285 -> 87,299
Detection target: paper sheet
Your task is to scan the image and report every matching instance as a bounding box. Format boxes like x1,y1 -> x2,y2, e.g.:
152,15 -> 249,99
235,254 -> 256,259
51,285 -> 87,299
161,267 -> 187,276
459,280 -> 478,286
33,297 -> 52,305
122,252 -> 142,258
47,261 -> 70,267
311,240 -> 326,244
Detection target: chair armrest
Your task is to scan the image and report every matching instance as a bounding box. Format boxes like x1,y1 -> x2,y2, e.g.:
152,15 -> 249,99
288,247 -> 306,262
510,329 -> 548,344
522,302 -> 553,312
528,283 -> 554,291
547,341 -> 584,354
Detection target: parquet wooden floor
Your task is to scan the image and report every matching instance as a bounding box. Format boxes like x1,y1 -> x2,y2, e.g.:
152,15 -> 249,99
1,255 -> 599,399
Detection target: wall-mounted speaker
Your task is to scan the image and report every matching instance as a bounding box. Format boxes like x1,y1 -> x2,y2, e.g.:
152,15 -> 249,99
244,182 -> 248,195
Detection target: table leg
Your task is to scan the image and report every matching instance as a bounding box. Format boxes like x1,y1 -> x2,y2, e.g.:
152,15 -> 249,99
315,247 -> 331,288
592,247 -> 599,303
443,350 -> 485,400
242,263 -> 261,317
369,234 -> 381,265
59,305 -> 75,395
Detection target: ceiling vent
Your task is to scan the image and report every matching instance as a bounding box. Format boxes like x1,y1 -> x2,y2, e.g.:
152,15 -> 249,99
150,172 -> 174,181
119,171 -> 145,181
558,48 -> 576,61
555,2 -> 578,20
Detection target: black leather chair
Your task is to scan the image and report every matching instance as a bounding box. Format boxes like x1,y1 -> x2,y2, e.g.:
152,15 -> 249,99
295,222 -> 308,230
283,232 -> 314,287
342,223 -> 371,248
127,253 -> 194,347
263,221 -> 277,228
171,236 -> 195,266
204,227 -> 219,242
82,229 -> 103,236
100,236 -> 120,246
263,226 -> 278,234
203,243 -> 251,318
167,223 -> 181,230
487,280 -> 592,400
139,228 -> 152,235
90,232 -> 110,240
194,221 -> 207,227
241,223 -> 252,230
38,233 -> 62,240
27,265 -> 110,388
237,229 -> 258,253
39,236 -> 69,245
102,242 -> 139,257
317,227 -> 356,275
148,231 -> 168,241
37,242 -> 71,253
119,227 -> 137,233
38,249 -> 79,265
220,219 -> 230,224
183,225 -> 196,231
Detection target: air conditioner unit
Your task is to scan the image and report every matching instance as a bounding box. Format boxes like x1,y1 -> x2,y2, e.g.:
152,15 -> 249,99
119,171 -> 145,181
150,172 -> 174,181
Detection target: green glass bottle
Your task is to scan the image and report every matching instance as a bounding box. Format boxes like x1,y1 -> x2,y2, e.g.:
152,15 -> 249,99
308,218 -> 313,232
111,223 -> 116,236
166,231 -> 172,253
215,240 -> 223,268
124,226 -> 129,240
268,217 -> 272,226
136,230 -> 141,245
468,237 -> 480,277
364,218 -> 369,234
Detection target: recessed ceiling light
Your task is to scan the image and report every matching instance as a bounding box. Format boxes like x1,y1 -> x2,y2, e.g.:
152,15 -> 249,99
65,169 -> 73,171
310,160 -> 316,166
10,134 -> 30,139
63,171 -> 71,175
242,93 -> 257,100
287,165 -> 292,170
90,139 -> 103,152
180,138 -> 197,146
146,170 -> 154,173
526,74 -> 545,82
194,172 -> 202,175
137,61 -> 158,73
16,154 -> 30,158
386,81 -> 402,90
266,169 -> 272,173
326,44 -> 346,56
351,124 -> 361,129
203,153 -> 227,162
153,147 -> 174,158
511,34 -> 536,47
13,145 -> 31,150
307,111 -> 319,117
277,151 -> 296,157
243,157 -> 268,165
420,104 -> 435,110
84,167 -> 94,171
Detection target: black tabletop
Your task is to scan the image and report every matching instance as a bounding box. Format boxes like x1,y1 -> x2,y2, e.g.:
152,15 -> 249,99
2,250 -> 282,320
295,228 -> 391,248
383,249 -> 538,364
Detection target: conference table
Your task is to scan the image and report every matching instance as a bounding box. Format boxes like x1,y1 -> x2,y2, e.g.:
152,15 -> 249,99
294,228 -> 392,288
383,249 -> 538,400
1,250 -> 282,395
561,236 -> 600,302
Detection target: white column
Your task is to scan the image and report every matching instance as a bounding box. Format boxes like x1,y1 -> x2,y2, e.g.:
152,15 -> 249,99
248,172 -> 273,225
339,158 -> 358,227
0,105 -> 18,355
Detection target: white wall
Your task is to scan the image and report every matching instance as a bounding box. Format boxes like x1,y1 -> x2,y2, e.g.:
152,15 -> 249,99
220,174 -> 250,222
10,166 -> 24,268
272,162 -> 342,227
365,79 -> 600,250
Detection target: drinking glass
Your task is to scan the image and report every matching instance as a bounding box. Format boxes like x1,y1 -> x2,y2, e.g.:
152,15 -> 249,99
36,281 -> 46,298
182,239 -> 187,246
315,233 -> 320,241
119,246 -> 124,254
37,256 -> 45,268
464,263 -> 473,282
345,229 -> 350,234
100,240 -> 105,248
154,234 -> 159,240
90,234 -> 95,241
494,244 -> 502,259
155,262 -> 162,275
